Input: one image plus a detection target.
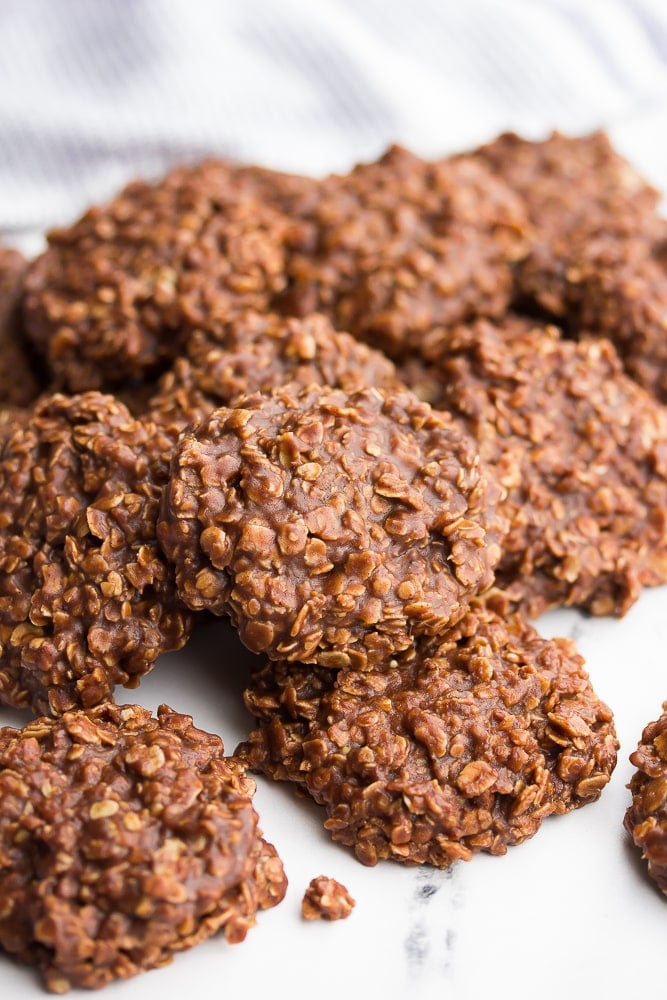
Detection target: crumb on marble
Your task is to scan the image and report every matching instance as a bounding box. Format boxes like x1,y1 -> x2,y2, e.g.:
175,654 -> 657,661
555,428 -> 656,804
301,876 -> 355,921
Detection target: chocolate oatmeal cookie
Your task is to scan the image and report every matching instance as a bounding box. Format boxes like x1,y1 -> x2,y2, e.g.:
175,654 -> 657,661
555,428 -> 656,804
22,160 -> 291,392
147,310 -> 401,435
238,602 -> 618,868
158,383 -> 505,669
0,392 -> 192,716
398,316 -> 667,619
625,704 -> 667,895
276,144 -> 528,358
473,129 -> 661,317
0,247 -> 43,410
0,703 -> 287,992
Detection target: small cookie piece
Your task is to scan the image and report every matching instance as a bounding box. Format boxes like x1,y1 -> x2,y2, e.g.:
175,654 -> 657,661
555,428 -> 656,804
158,383 -> 505,669
399,316 -> 667,619
23,160 -> 290,392
0,703 -> 287,992
473,130 -> 661,316
624,704 -> 667,895
277,144 -> 528,358
147,310 -> 402,434
301,876 -> 355,921
238,602 -> 618,868
0,392 -> 192,715
0,247 -> 43,410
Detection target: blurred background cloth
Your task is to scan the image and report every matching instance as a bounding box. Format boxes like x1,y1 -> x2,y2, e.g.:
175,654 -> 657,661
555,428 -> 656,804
2,0 -> 667,245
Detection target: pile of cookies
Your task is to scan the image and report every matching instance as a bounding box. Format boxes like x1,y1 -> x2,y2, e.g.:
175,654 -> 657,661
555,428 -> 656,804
0,129 -> 665,992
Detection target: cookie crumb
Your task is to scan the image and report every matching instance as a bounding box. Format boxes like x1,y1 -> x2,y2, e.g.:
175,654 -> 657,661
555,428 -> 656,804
301,876 -> 355,921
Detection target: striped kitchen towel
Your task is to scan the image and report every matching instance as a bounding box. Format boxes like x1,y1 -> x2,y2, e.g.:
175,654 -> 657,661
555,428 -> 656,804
2,0 -> 667,248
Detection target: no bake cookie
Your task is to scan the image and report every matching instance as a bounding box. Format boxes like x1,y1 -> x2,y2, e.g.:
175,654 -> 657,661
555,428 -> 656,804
398,316 -> 667,618
0,702 -> 287,992
0,392 -> 192,715
473,129 -> 661,316
276,144 -> 529,357
22,162 -> 291,392
158,383 -> 505,668
239,602 -> 618,867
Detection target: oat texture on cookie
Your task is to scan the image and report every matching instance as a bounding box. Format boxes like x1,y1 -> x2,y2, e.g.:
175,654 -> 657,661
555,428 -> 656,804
22,161 -> 291,392
473,130 -> 662,316
0,392 -> 192,716
301,876 -> 355,920
239,601 -> 618,868
0,703 -> 287,992
158,383 -> 506,669
147,310 -> 401,436
276,144 -> 529,358
399,316 -> 667,618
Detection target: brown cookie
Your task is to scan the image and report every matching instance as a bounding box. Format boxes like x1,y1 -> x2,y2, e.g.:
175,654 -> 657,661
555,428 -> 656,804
158,383 -> 505,669
22,160 -> 291,392
0,703 -> 287,992
147,310 -> 402,435
0,392 -> 192,716
398,316 -> 667,619
276,144 -> 528,357
238,602 -> 618,868
624,704 -> 667,895
473,129 -> 661,317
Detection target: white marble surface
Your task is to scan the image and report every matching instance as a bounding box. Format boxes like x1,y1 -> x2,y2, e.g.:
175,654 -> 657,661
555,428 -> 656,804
0,584 -> 665,1000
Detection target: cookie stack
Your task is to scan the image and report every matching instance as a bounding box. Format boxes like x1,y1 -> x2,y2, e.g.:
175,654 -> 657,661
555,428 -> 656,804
0,129 -> 665,992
